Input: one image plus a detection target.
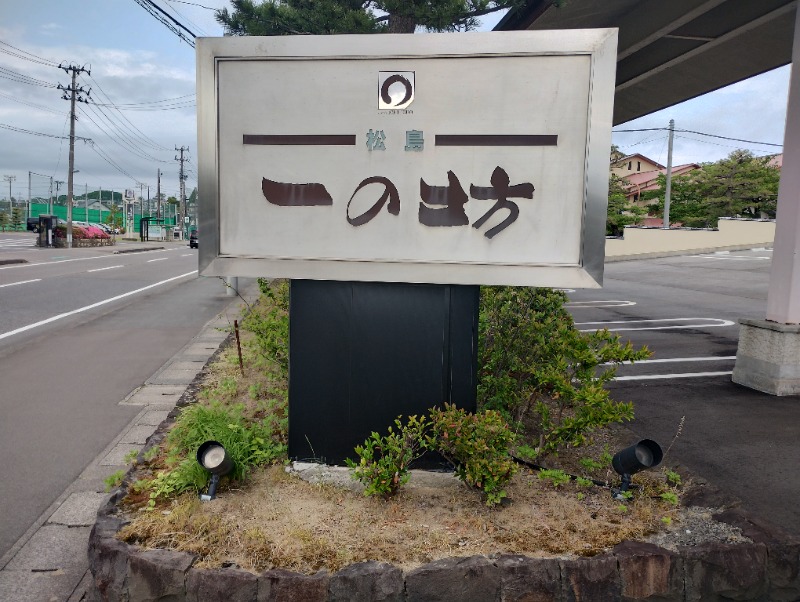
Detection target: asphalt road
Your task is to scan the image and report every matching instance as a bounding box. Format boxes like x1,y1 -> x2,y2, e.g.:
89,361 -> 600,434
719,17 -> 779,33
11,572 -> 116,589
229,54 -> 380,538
0,234 -> 245,558
566,248 -> 800,537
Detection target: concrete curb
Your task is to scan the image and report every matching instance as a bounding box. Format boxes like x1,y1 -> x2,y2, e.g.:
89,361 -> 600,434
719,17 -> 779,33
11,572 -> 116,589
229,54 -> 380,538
605,244 -> 773,263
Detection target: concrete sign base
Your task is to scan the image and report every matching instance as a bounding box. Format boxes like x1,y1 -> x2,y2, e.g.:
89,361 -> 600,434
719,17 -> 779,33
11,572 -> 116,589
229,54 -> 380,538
733,318 -> 800,396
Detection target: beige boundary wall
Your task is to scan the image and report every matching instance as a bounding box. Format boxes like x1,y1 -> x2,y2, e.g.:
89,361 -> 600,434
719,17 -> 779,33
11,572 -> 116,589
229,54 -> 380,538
605,218 -> 775,261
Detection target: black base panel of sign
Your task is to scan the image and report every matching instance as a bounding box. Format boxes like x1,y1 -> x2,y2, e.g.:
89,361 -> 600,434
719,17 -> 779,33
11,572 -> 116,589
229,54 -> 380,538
288,279 -> 479,467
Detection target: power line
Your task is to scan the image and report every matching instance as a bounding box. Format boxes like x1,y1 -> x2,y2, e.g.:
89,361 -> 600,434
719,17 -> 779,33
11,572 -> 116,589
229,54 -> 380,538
0,66 -> 57,88
133,0 -> 196,47
82,72 -> 173,151
677,129 -> 782,148
0,122 -> 90,141
78,105 -> 171,164
0,90 -> 64,115
158,0 -> 209,37
164,0 -> 217,10
0,40 -> 59,67
613,126 -> 782,148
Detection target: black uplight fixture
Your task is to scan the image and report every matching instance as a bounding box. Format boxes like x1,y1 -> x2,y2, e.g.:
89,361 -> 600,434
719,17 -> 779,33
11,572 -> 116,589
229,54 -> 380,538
197,440 -> 234,501
611,439 -> 663,500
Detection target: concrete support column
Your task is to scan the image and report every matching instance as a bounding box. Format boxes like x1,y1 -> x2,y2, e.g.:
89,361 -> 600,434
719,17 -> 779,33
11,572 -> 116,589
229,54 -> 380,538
733,6 -> 800,395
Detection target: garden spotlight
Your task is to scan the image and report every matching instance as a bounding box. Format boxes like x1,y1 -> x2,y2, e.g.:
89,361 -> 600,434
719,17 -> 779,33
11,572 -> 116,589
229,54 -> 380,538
197,441 -> 234,501
611,439 -> 663,500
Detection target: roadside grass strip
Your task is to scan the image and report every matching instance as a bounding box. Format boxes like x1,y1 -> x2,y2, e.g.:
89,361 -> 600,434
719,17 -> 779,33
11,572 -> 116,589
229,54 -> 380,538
575,317 -> 735,332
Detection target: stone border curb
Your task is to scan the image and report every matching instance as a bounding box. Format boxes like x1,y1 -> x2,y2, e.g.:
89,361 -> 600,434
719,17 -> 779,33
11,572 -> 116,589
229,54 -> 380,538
88,504 -> 800,602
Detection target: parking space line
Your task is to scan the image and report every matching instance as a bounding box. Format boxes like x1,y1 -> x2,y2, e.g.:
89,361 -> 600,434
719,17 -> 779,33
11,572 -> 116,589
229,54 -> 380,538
605,355 -> 736,366
690,255 -> 770,261
0,279 -> 41,289
87,265 -> 123,273
614,371 -> 733,381
566,300 -> 636,308
575,317 -> 735,332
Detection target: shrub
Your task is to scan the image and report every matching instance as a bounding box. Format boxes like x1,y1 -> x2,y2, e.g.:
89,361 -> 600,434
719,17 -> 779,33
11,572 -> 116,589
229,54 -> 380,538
428,404 -> 517,506
478,286 -> 650,459
242,279 -> 289,379
346,415 -> 429,497
52,224 -> 110,239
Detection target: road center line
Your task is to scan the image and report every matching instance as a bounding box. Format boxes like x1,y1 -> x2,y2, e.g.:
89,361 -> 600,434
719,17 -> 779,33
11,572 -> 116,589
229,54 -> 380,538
0,278 -> 41,288
87,265 -> 123,273
0,270 -> 197,341
614,371 -> 733,381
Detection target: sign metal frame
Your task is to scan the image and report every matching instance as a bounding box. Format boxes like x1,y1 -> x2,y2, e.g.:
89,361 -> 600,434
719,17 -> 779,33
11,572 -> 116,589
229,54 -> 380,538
196,30 -> 617,288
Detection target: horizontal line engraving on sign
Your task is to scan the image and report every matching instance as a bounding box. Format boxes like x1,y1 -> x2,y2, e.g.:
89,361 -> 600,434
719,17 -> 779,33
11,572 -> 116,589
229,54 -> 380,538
435,135 -> 558,146
243,134 -> 357,145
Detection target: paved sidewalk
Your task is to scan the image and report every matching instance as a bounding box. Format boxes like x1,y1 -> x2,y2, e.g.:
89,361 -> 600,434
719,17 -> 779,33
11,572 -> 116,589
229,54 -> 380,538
0,278 -> 259,602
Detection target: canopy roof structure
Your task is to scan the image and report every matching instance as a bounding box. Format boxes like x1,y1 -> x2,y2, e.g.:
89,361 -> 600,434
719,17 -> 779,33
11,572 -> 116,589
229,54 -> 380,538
496,0 -> 797,125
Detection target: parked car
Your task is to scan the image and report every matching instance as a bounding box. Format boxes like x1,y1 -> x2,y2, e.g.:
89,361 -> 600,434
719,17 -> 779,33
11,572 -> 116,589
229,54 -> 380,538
27,217 -> 39,232
189,230 -> 198,249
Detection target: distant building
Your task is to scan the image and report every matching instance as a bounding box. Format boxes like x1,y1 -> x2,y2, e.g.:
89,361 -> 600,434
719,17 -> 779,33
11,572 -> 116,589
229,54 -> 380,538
623,163 -> 701,205
610,153 -> 664,178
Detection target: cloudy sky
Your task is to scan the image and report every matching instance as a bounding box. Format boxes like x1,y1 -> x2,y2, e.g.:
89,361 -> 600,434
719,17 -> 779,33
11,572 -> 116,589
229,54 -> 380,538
0,1 -> 791,203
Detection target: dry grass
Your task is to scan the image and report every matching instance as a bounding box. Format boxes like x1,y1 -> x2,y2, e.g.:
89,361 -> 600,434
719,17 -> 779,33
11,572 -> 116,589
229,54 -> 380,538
118,462 -> 680,574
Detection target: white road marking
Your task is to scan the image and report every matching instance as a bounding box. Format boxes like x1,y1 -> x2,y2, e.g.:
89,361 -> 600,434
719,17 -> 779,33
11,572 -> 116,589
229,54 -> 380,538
614,371 -> 733,381
605,356 -> 736,366
180,254 -> 193,257
0,238 -> 36,248
691,255 -> 770,261
147,257 -> 168,263
556,288 -> 576,293
0,278 -> 41,288
87,265 -> 123,273
0,270 -> 197,341
575,317 -> 735,332
566,300 -> 636,308
0,248 -> 174,271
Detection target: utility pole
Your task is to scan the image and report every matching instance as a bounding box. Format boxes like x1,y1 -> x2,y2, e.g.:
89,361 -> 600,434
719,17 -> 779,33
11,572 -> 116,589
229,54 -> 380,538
156,169 -> 161,220
28,172 -> 31,220
3,174 -> 15,216
663,119 -> 675,229
49,177 -> 53,214
53,180 -> 64,214
58,62 -> 91,248
175,146 -> 188,239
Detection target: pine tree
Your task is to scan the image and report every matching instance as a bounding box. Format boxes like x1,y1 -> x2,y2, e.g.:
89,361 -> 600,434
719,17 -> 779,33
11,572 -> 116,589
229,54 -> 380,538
216,0 -> 544,36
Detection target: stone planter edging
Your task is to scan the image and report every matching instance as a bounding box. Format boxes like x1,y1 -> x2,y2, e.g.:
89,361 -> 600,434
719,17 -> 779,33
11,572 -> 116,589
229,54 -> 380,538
88,494 -> 800,602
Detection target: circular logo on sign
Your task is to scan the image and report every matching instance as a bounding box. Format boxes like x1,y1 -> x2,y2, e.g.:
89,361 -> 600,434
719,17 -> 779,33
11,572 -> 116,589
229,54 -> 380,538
381,74 -> 412,107
378,72 -> 414,109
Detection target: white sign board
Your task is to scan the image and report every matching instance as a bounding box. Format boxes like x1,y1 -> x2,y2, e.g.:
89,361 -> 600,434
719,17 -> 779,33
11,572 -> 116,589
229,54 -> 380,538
197,31 -> 617,287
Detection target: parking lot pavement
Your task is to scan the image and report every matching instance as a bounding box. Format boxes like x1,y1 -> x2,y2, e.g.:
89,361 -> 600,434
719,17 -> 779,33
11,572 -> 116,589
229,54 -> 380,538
566,248 -> 800,537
